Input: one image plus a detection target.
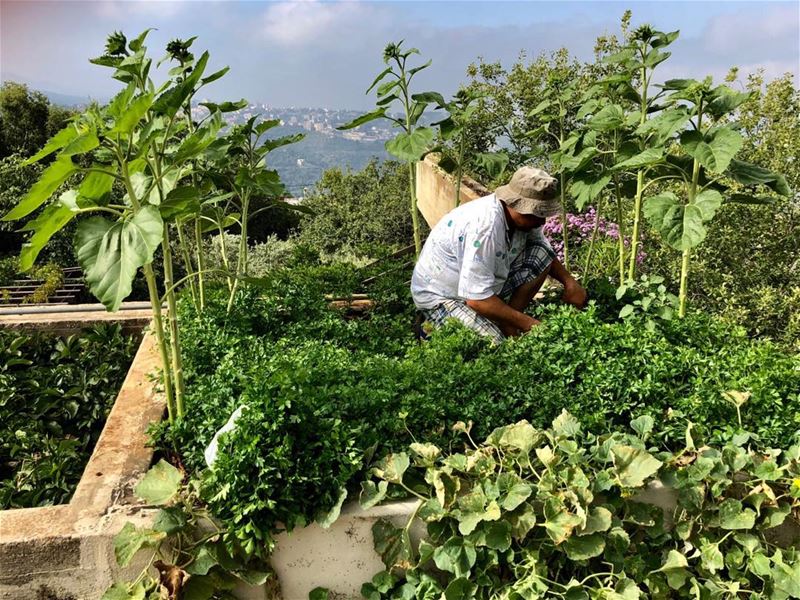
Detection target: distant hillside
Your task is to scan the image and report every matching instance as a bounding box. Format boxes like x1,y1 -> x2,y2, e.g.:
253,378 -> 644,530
41,90 -> 102,108
267,129 -> 390,196
0,77 -> 100,107
217,105 -> 419,196
2,80 -> 395,194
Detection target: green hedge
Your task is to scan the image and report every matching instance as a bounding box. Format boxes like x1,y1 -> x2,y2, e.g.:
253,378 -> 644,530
165,265 -> 800,552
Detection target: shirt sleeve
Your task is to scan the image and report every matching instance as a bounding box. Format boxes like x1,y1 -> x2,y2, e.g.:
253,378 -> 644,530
457,223 -> 500,300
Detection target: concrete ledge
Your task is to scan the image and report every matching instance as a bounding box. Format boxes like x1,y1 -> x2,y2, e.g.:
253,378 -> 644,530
0,302 -> 153,335
0,327 -> 166,599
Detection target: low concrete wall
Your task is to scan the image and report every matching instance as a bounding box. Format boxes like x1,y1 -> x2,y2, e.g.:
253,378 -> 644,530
267,480 -> 797,599
0,328 -> 165,600
0,302 -> 153,335
416,154 -> 489,229
271,499 -> 422,599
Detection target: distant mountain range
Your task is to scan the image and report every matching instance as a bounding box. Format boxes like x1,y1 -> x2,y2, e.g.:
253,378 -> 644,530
41,90 -> 105,107
0,75 -> 107,107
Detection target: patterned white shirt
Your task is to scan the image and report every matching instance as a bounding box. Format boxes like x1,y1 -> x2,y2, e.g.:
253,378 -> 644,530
411,194 -> 553,310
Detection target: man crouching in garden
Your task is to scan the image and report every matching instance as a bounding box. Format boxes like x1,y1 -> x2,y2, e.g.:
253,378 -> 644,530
411,165 -> 587,344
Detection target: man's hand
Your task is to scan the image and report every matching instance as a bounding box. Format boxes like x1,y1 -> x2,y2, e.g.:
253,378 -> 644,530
466,295 -> 538,335
499,314 -> 540,337
561,279 -> 588,308
548,259 -> 587,309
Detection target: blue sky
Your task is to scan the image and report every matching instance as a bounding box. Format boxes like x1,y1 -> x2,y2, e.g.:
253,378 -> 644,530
1,1 -> 798,109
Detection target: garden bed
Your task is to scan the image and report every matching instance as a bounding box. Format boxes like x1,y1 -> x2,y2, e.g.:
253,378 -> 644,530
128,155 -> 800,598
0,323 -> 140,508
0,314 -> 164,600
161,260 -> 800,596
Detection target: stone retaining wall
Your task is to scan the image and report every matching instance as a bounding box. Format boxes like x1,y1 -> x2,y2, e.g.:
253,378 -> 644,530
0,328 -> 165,600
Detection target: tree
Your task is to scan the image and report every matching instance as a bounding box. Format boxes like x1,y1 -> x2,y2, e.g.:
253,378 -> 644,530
652,71 -> 800,345
463,49 -> 585,172
0,155 -> 76,265
0,82 -> 50,158
296,159 -> 413,258
736,70 -> 800,193
46,104 -> 76,138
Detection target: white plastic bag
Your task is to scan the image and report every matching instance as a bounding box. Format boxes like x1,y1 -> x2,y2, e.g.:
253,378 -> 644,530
204,405 -> 247,469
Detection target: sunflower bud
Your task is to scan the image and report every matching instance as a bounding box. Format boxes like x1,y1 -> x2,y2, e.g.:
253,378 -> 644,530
105,31 -> 128,57
383,42 -> 401,63
167,39 -> 194,64
632,24 -> 655,43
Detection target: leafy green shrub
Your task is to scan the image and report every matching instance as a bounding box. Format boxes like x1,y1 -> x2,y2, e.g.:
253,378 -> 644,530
197,232 -> 371,280
22,263 -> 63,304
164,265 -> 800,553
0,261 -> 64,304
198,232 -> 296,279
356,415 -> 800,599
0,255 -> 18,286
646,200 -> 800,350
0,324 -> 139,508
295,159 -> 417,258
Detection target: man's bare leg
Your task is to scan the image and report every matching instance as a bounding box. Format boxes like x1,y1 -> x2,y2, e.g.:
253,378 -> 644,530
508,264 -> 551,312
491,265 -> 551,337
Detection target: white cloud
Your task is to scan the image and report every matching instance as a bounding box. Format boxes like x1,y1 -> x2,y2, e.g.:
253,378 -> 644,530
704,4 -> 798,56
656,4 -> 800,87
260,0 -> 376,46
93,0 -> 188,20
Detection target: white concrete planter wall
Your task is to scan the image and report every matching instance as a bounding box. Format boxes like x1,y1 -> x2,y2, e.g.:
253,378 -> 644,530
265,484 -> 681,600
416,154 -> 489,229
267,480 -> 798,600
271,499 -> 423,599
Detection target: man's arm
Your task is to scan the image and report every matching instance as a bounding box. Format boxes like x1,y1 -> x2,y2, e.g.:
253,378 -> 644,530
466,295 -> 538,336
548,258 -> 588,308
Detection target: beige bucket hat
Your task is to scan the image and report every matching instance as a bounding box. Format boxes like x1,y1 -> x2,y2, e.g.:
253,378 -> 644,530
495,166 -> 561,218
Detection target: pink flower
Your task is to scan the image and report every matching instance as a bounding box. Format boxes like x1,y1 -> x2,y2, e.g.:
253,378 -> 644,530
543,207 -> 644,265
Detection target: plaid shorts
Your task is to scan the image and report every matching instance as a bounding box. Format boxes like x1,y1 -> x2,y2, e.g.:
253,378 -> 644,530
422,237 -> 555,344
